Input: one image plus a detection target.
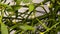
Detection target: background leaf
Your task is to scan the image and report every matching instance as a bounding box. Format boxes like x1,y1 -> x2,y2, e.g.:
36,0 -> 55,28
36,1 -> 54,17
14,0 -> 22,5
20,25 -> 35,31
1,23 -> 8,34
29,4 -> 35,12
11,5 -> 21,11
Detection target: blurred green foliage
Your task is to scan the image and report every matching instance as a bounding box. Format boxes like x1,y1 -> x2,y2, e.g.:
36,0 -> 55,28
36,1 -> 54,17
0,0 -> 60,34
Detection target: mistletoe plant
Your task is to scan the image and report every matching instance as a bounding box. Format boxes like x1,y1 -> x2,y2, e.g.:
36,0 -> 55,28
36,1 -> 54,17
0,0 -> 60,34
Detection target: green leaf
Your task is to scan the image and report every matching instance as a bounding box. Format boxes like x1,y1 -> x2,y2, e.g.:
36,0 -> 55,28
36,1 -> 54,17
0,3 -> 12,9
11,5 -> 21,11
6,8 -> 13,12
16,0 -> 22,5
29,4 -> 35,12
0,3 -> 13,12
14,0 -> 22,5
20,25 -> 35,31
10,24 -> 35,31
1,23 -> 8,34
